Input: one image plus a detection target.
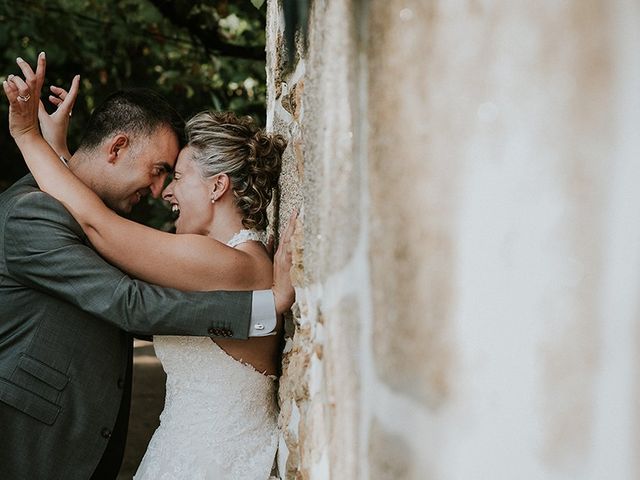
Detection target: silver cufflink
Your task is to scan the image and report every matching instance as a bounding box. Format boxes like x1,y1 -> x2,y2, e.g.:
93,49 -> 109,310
254,323 -> 265,330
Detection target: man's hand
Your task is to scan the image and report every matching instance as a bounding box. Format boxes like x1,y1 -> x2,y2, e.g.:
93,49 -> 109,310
272,210 -> 298,316
38,75 -> 80,160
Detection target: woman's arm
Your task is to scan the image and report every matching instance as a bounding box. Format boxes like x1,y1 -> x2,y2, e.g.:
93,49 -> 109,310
5,56 -> 269,292
14,130 -> 267,290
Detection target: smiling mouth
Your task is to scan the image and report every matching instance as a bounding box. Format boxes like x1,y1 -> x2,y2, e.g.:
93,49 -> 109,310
170,204 -> 180,219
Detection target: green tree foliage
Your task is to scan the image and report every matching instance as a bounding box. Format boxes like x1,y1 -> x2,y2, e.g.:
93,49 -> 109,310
0,0 -> 266,228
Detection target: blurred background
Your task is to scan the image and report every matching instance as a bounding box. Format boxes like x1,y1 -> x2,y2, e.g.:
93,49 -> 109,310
0,0 -> 268,228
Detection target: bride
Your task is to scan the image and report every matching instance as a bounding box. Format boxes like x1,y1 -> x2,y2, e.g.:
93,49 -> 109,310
4,56 -> 294,479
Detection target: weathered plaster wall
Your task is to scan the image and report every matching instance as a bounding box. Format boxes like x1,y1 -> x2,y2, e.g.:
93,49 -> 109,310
267,0 -> 640,478
267,0 -> 364,477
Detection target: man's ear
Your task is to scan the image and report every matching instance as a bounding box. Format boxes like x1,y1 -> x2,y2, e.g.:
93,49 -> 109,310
107,134 -> 130,164
210,173 -> 231,201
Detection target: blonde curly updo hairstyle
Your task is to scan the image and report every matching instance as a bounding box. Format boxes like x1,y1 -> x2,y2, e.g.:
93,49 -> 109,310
185,111 -> 286,231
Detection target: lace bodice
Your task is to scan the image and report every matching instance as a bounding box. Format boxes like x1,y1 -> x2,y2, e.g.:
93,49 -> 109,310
134,230 -> 278,480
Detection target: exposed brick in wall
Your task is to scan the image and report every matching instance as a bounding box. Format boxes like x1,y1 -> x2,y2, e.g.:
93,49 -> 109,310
267,1 -> 640,478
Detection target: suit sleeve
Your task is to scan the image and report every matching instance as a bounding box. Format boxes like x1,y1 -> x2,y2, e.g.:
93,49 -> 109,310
3,191 -> 252,339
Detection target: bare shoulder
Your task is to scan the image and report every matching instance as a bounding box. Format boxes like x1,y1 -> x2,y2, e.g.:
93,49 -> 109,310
234,241 -> 273,288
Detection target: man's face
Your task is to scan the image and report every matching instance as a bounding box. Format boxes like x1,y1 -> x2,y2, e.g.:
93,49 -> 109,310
100,125 -> 180,214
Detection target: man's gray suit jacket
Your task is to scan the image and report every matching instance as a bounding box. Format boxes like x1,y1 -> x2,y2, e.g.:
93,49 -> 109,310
0,175 -> 255,479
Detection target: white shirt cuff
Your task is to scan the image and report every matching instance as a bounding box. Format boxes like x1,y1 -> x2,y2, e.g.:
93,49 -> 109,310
250,290 -> 277,337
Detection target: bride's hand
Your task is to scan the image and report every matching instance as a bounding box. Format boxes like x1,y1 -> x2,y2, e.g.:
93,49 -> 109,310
272,209 -> 299,316
39,75 -> 80,159
3,53 -> 47,142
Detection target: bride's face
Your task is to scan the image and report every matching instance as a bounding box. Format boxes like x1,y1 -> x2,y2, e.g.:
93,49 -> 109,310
162,147 -> 214,235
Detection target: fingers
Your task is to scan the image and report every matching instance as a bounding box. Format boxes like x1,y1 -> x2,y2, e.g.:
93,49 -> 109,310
64,75 -> 80,111
15,53 -> 45,94
3,76 -> 18,98
48,95 -> 63,107
272,210 -> 299,314
50,85 -> 67,101
7,54 -> 45,105
274,208 -> 299,263
281,209 -> 298,244
35,52 -> 46,91
44,75 -> 79,118
48,75 -> 80,114
7,74 -> 31,99
15,56 -> 36,84
2,78 -> 17,101
4,78 -> 21,107
4,62 -> 41,139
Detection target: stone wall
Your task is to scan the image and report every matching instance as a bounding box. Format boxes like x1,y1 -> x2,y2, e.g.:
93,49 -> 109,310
267,0 -> 640,478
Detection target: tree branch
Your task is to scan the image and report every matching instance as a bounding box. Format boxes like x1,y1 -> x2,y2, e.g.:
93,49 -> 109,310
147,0 -> 265,61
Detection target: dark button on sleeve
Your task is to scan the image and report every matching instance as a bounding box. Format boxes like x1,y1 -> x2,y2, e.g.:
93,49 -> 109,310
101,428 -> 112,439
117,378 -> 125,389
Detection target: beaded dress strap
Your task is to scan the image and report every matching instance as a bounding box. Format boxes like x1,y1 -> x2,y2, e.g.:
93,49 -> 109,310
226,229 -> 268,248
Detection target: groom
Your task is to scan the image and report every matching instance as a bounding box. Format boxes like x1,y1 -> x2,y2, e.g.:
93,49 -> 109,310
0,84 -> 295,479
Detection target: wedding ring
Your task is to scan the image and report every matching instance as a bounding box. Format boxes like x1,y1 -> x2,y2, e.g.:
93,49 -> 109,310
17,93 -> 31,102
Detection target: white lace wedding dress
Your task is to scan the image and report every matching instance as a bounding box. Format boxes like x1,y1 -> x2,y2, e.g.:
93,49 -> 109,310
133,230 -> 279,480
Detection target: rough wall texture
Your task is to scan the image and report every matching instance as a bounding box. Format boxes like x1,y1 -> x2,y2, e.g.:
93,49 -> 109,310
267,0 -> 363,478
267,0 -> 640,478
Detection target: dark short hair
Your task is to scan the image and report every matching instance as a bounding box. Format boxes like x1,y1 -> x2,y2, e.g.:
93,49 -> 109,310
78,89 -> 185,151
